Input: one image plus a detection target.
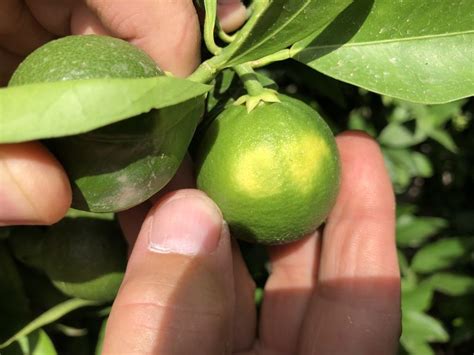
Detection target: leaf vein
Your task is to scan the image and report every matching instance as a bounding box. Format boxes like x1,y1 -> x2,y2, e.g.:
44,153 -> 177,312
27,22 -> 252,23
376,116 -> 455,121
299,30 -> 474,52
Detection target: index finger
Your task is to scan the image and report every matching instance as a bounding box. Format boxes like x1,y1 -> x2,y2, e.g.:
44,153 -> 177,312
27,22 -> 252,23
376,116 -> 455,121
82,0 -> 201,77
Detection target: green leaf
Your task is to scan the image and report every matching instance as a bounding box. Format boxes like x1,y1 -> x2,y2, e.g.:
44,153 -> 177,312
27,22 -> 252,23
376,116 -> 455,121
17,329 -> 57,355
0,298 -> 101,349
379,123 -> 421,148
396,216 -> 448,247
383,148 -> 417,174
2,329 -> 57,355
425,128 -> 458,153
400,338 -> 434,355
416,99 -> 467,129
411,237 -> 474,273
384,151 -> 412,193
387,105 -> 414,124
348,110 -> 376,136
428,273 -> 474,296
293,0 -> 474,104
411,152 -> 433,178
0,77 -> 211,143
402,280 -> 433,312
401,310 -> 449,344
225,0 -> 352,66
383,148 -> 431,193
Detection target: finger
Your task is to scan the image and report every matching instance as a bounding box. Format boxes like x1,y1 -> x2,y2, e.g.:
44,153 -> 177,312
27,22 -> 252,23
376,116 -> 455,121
70,3 -> 112,36
218,0 -> 247,32
0,0 -> 54,56
85,0 -> 201,77
257,232 -> 321,354
0,142 -> 71,226
231,238 -> 257,352
103,189 -> 235,354
117,161 -> 257,351
24,0 -> 76,36
299,132 -> 401,355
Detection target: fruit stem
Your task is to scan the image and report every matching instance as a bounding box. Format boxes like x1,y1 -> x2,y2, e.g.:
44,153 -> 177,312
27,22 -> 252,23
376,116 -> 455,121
233,63 -> 264,96
187,55 -> 223,84
203,0 -> 222,55
188,0 -> 271,84
249,49 -> 291,68
218,26 -> 237,43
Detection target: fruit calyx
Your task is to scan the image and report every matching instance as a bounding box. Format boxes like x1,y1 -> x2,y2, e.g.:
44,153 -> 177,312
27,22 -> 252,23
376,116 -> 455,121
234,88 -> 281,112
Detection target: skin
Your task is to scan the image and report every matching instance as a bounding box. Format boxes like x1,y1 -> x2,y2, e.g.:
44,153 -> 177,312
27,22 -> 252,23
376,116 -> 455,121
0,1 -> 401,354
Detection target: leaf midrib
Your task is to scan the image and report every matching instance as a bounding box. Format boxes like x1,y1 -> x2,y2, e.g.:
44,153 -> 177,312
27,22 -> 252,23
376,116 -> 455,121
295,29 -> 474,53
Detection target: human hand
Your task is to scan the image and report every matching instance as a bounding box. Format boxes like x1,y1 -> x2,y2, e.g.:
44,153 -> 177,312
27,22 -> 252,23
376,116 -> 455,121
0,0 -> 246,226
102,132 -> 401,354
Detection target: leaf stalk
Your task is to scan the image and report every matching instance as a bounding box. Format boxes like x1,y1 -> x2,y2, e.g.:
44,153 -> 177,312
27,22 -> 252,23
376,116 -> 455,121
233,63 -> 264,96
203,0 -> 222,55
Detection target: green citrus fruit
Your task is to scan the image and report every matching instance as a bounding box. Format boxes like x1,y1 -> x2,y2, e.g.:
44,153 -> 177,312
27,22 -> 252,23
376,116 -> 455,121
196,95 -> 340,245
9,218 -> 127,302
9,35 -> 202,212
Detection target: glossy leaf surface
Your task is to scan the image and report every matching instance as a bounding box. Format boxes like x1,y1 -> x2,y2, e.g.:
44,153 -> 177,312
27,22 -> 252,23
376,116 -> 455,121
0,77 -> 210,143
225,0 -> 352,66
293,0 -> 474,103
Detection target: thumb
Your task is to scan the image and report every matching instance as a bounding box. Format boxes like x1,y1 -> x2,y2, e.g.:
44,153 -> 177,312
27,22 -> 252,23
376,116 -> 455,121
102,189 -> 235,354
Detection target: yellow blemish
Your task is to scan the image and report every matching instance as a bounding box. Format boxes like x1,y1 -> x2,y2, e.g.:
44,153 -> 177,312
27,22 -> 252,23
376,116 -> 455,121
234,134 -> 330,197
285,135 -> 330,192
234,145 -> 281,196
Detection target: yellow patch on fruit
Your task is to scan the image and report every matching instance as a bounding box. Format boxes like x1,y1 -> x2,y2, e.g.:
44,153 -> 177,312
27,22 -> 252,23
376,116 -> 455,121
234,134 -> 329,197
234,145 -> 282,196
284,135 -> 330,193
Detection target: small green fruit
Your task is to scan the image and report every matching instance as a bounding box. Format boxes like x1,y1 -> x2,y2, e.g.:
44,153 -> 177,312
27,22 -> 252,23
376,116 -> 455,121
9,35 -> 202,212
196,95 -> 340,245
10,218 -> 127,302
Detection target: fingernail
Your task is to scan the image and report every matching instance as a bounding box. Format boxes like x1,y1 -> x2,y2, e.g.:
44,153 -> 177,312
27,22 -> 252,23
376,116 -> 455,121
0,158 -> 41,225
148,193 -> 223,256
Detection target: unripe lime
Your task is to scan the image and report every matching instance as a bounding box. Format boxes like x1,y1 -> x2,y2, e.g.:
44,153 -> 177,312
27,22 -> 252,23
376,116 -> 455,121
9,35 -> 201,212
196,95 -> 340,245
9,218 -> 126,302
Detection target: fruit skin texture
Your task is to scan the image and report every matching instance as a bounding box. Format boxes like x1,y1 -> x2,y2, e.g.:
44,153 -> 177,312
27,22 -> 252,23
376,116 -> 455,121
9,218 -> 127,302
196,95 -> 340,245
9,35 -> 161,84
9,35 -> 202,212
